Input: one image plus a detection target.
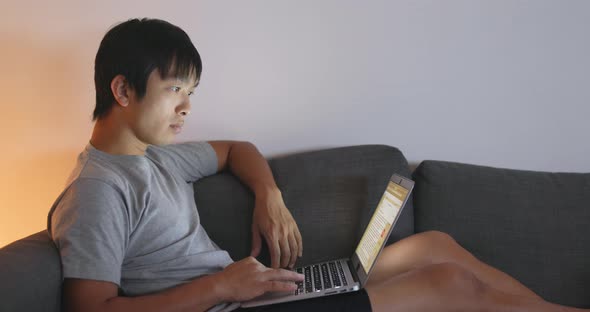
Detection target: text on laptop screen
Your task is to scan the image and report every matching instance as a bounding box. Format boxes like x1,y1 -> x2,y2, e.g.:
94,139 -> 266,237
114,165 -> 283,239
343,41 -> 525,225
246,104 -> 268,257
355,181 -> 409,273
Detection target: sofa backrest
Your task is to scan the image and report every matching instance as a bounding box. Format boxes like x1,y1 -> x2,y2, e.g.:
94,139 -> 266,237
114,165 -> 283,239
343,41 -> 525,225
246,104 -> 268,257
196,144 -> 414,266
412,160 -> 590,308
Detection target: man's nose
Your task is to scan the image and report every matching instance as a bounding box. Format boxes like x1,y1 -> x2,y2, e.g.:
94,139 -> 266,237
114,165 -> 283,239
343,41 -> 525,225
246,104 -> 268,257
177,100 -> 191,116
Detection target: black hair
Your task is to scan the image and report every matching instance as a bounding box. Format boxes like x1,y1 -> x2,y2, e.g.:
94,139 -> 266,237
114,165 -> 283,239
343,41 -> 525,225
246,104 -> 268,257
93,18 -> 202,120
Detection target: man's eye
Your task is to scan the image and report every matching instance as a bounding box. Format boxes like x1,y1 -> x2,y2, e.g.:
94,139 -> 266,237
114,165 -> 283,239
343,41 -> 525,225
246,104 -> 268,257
188,91 -> 194,96
171,87 -> 181,92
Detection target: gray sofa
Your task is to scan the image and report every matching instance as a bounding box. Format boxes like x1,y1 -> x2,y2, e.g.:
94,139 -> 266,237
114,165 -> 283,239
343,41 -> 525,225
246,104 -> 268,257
1,145 -> 589,311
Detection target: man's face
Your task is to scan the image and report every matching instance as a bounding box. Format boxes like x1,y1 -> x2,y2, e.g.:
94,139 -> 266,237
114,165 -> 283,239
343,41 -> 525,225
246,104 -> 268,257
125,69 -> 198,146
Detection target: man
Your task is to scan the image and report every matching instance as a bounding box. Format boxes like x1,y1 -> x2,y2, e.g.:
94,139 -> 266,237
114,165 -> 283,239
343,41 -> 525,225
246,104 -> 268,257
48,18 -> 588,312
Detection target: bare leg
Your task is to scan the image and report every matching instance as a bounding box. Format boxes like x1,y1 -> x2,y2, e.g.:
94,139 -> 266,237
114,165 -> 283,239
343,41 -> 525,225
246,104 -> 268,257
367,231 -> 541,299
365,262 -> 587,312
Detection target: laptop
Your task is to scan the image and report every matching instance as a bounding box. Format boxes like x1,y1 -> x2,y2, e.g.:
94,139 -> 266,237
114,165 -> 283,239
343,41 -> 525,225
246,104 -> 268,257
242,173 -> 414,308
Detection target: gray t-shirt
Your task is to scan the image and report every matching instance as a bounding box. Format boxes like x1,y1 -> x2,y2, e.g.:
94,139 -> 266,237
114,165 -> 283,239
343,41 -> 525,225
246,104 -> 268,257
48,142 -> 238,311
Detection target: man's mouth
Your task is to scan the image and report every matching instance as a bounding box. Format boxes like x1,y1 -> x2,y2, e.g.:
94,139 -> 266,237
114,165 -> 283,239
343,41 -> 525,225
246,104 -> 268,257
170,123 -> 183,134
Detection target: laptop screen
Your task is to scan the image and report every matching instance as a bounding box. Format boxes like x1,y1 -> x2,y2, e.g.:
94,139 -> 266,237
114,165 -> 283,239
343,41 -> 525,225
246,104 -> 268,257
354,180 -> 410,274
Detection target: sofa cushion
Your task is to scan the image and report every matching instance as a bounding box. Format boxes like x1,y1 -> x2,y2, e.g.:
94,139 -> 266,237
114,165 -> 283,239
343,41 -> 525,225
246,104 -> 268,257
413,160 -> 590,308
0,230 -> 61,312
196,145 -> 413,266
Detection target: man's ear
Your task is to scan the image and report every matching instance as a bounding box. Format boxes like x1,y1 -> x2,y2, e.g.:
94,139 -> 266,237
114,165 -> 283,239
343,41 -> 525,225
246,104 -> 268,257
110,74 -> 131,107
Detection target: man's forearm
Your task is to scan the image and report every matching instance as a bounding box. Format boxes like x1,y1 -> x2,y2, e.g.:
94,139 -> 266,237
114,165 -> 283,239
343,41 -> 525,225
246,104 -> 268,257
218,140 -> 302,268
66,274 -> 225,312
108,274 -> 222,312
227,142 -> 280,197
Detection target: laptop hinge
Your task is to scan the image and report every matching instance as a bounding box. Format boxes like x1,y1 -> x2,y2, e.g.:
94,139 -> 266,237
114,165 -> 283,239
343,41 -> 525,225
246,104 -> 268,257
347,259 -> 361,283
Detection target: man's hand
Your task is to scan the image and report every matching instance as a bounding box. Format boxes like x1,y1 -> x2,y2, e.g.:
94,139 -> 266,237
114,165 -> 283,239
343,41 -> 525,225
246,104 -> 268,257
250,188 -> 303,269
213,256 -> 304,302
208,141 -> 303,269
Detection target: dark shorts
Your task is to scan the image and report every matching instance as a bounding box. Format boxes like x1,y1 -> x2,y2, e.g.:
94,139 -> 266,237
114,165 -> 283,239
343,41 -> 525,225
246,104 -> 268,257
236,289 -> 372,312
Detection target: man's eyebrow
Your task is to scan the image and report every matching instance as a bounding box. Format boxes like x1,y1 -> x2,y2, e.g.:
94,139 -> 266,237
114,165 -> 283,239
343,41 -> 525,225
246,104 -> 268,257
166,76 -> 199,87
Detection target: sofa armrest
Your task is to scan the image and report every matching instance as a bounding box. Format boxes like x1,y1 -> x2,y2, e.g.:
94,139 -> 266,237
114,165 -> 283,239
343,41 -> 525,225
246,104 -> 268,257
0,230 -> 62,312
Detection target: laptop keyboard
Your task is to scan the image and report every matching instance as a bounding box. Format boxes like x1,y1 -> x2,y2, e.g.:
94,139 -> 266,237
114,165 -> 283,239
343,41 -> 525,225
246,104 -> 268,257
294,261 -> 349,295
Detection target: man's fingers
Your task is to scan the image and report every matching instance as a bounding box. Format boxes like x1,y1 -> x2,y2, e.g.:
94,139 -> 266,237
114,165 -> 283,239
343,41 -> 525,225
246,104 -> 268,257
250,228 -> 262,257
265,233 -> 281,269
287,232 -> 298,268
295,228 -> 303,258
260,268 -> 304,293
280,235 -> 290,268
264,280 -> 298,293
263,268 -> 305,282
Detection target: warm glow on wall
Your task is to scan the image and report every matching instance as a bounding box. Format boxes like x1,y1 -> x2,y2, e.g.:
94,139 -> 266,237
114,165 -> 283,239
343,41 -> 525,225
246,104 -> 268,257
0,152 -> 76,247
0,31 -> 96,247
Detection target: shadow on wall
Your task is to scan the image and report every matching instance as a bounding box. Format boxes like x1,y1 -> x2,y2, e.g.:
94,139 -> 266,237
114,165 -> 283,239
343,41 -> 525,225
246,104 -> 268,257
0,32 -> 95,247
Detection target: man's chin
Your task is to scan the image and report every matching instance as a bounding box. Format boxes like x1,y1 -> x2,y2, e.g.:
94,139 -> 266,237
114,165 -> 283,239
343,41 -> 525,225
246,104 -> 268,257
142,137 -> 171,147
154,136 -> 176,146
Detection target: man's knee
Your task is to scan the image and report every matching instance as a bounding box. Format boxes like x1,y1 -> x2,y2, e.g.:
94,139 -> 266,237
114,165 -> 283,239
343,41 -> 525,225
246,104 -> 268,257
419,230 -> 456,247
423,262 -> 487,298
413,231 -> 459,258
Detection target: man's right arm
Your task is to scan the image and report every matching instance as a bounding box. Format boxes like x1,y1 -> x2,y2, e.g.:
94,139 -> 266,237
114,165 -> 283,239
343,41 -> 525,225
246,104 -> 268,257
63,274 -> 220,312
63,256 -> 304,312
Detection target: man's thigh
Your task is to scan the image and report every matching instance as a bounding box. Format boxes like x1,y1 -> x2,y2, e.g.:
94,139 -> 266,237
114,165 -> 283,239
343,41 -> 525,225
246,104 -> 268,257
237,289 -> 372,312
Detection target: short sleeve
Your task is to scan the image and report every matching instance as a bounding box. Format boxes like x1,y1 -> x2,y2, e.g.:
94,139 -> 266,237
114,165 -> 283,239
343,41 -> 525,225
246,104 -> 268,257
49,178 -> 129,285
150,141 -> 218,183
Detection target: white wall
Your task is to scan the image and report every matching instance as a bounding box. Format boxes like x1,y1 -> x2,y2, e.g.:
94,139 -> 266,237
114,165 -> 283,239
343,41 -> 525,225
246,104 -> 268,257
0,0 -> 588,245
186,0 -> 590,172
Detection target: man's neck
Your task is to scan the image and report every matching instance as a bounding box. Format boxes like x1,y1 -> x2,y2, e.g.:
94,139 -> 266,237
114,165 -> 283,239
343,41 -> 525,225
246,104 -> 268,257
90,117 -> 148,156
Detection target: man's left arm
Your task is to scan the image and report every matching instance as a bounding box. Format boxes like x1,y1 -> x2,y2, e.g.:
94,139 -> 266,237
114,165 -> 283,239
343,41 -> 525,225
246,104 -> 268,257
208,141 -> 303,269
